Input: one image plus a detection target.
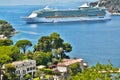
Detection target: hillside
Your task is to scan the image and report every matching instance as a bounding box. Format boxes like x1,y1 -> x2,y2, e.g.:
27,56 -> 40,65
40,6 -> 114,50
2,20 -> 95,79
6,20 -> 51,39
90,0 -> 120,13
0,20 -> 17,38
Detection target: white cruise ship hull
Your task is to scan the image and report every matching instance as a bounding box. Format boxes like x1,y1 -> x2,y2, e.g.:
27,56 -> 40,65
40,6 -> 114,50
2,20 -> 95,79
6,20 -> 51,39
21,14 -> 111,23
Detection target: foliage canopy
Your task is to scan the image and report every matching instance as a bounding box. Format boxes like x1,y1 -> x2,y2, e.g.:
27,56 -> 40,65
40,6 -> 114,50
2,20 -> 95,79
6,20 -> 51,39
15,40 -> 32,54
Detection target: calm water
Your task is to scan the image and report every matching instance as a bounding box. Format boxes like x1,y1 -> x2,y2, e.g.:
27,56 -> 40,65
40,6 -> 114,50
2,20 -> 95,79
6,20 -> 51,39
0,5 -> 120,67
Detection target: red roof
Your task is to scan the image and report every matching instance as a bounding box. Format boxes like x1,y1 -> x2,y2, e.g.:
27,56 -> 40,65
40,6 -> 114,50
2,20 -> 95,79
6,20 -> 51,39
57,59 -> 83,67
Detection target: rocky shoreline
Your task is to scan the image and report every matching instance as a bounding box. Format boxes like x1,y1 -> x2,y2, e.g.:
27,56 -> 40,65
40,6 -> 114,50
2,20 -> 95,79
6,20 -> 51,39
90,0 -> 120,15
0,30 -> 19,39
8,30 -> 19,37
0,20 -> 19,39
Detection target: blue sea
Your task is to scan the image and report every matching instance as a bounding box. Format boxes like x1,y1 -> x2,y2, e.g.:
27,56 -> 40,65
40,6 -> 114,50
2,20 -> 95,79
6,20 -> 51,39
0,4 -> 120,67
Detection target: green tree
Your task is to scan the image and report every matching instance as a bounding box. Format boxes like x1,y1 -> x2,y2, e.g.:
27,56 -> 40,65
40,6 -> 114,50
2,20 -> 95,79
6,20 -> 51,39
24,73 -> 31,80
10,46 -> 21,61
57,47 -> 63,59
34,36 -> 52,52
0,20 -> 15,37
50,32 -> 64,49
3,63 -> 19,80
69,62 -> 80,76
0,46 -> 21,61
35,69 -> 44,80
0,48 -> 13,80
26,50 -> 33,59
0,20 -> 8,24
40,68 -> 54,75
34,32 -> 72,59
70,62 -> 119,80
0,55 -> 12,66
52,49 -> 58,58
63,43 -> 72,53
0,39 -> 13,46
15,40 -> 32,54
33,52 -> 52,66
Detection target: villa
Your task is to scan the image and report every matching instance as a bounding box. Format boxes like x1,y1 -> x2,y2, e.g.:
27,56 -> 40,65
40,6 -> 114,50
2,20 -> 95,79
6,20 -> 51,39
12,60 -> 36,80
57,58 -> 84,73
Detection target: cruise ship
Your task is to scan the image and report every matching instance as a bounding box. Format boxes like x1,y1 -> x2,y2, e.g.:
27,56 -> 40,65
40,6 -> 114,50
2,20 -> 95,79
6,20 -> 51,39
21,3 -> 111,23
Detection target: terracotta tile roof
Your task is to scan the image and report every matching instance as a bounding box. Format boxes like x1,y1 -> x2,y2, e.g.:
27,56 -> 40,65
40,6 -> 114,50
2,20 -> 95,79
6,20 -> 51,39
57,59 -> 83,67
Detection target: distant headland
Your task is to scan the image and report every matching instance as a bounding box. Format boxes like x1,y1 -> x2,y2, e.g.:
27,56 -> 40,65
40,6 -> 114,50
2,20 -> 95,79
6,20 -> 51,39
0,20 -> 18,39
90,0 -> 120,15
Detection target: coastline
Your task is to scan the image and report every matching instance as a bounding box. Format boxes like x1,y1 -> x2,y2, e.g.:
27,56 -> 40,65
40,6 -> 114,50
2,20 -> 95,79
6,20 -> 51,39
0,30 -> 19,39
90,0 -> 120,16
111,13 -> 120,16
7,30 -> 19,38
0,20 -> 19,39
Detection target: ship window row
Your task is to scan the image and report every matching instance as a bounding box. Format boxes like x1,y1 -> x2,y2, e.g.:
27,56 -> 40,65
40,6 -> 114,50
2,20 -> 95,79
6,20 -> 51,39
37,10 -> 105,17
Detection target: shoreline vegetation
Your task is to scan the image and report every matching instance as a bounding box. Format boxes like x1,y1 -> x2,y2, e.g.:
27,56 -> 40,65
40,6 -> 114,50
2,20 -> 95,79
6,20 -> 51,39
0,20 -> 18,39
90,0 -> 120,15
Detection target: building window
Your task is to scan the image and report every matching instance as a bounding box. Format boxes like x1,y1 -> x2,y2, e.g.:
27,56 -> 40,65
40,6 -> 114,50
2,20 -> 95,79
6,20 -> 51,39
33,67 -> 35,70
23,70 -> 26,74
30,67 -> 32,70
27,68 -> 29,71
16,70 -> 20,74
30,62 -> 32,64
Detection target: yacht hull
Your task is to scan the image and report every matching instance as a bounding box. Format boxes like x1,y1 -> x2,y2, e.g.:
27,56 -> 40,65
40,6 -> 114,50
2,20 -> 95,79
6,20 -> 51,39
21,15 -> 111,23
22,17 -> 111,23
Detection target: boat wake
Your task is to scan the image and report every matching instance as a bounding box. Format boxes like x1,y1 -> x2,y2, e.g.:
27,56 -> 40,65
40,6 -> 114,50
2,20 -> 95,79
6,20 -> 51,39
20,30 -> 40,35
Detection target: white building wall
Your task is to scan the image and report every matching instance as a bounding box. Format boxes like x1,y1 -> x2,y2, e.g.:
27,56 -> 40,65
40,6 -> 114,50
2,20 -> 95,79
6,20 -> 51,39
57,66 -> 67,73
12,60 -> 36,80
57,59 -> 84,73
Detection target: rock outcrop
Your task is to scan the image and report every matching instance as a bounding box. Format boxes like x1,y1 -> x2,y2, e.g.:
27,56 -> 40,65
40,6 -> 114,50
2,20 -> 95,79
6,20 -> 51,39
90,0 -> 120,14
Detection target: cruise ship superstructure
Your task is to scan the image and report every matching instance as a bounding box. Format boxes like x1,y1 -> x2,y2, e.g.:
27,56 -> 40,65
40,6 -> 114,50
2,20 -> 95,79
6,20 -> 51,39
21,3 -> 111,23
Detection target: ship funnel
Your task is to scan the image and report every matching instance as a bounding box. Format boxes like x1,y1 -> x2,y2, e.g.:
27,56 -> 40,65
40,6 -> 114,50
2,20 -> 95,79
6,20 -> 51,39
79,3 -> 89,8
44,6 -> 50,10
78,3 -> 89,9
